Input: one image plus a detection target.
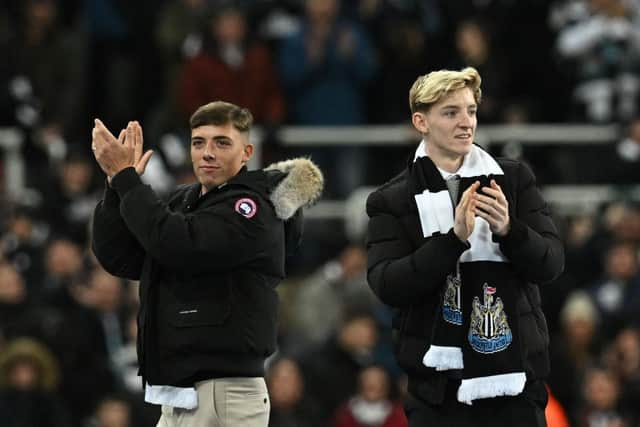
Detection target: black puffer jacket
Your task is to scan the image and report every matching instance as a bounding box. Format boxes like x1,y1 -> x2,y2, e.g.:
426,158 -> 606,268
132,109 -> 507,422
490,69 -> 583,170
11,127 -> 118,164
366,157 -> 564,403
92,159 -> 323,387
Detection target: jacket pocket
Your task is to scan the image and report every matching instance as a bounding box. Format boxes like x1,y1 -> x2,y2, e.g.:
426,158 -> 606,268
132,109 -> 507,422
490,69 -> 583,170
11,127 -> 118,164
167,277 -> 232,327
169,301 -> 230,327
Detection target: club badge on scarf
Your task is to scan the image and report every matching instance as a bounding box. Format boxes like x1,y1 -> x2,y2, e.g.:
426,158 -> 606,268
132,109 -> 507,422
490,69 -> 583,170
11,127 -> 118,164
469,283 -> 512,354
456,264 -> 526,405
413,143 -> 526,405
443,273 -> 462,326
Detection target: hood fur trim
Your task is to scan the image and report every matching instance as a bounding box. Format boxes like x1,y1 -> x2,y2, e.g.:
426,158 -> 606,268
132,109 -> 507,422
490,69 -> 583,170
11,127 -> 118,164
265,158 -> 324,220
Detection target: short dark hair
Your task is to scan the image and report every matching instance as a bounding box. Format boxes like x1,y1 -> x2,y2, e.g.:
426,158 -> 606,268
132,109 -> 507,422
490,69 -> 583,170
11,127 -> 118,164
189,101 -> 253,132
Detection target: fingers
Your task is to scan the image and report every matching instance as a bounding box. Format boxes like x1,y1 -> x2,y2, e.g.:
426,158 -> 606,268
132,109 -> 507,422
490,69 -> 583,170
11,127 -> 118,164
136,150 -> 154,175
467,181 -> 480,213
475,207 -> 509,236
134,121 -> 143,161
474,209 -> 500,229
478,180 -> 507,209
126,122 -> 135,151
454,182 -> 478,241
458,181 -> 479,206
93,119 -> 122,156
481,180 -> 506,201
456,191 -> 467,215
475,180 -> 510,235
465,181 -> 480,211
475,195 -> 506,219
94,118 -> 107,131
136,121 -> 143,147
126,121 -> 142,146
91,127 -> 97,151
94,119 -> 117,143
456,186 -> 470,216
456,181 -> 479,221
475,194 -> 505,216
93,120 -> 141,178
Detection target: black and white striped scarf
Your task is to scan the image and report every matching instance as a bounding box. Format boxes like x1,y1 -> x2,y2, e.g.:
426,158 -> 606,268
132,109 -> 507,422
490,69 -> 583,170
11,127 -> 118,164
411,142 -> 526,405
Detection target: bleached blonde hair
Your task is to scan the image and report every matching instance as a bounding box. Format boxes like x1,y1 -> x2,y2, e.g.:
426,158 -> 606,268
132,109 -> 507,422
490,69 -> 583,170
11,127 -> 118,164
409,67 -> 482,113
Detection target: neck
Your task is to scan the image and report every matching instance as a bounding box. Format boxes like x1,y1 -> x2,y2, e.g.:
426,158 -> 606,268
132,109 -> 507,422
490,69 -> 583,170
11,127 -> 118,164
425,143 -> 464,174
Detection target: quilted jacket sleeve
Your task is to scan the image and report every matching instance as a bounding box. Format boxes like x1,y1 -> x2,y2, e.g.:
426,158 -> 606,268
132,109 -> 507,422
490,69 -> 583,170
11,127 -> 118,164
494,161 -> 564,284
366,189 -> 469,307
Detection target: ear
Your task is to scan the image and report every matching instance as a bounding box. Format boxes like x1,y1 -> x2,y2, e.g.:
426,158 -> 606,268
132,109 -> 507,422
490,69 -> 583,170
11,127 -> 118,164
242,143 -> 254,163
412,112 -> 429,134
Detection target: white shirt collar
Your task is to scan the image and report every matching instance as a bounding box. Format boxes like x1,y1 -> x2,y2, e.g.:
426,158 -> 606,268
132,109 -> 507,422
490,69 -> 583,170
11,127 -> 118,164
413,140 -> 428,162
414,140 -> 459,180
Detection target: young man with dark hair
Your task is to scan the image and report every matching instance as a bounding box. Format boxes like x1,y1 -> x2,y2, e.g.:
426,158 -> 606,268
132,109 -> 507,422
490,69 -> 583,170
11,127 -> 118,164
91,100 -> 323,426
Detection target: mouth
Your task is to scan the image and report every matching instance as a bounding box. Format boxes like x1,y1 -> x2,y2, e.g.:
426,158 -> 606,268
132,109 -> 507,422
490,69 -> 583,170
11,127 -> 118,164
199,165 -> 221,172
455,133 -> 472,139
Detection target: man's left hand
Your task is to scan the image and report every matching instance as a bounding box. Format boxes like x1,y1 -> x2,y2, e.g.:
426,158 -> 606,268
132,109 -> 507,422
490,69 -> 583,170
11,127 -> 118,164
474,179 -> 510,237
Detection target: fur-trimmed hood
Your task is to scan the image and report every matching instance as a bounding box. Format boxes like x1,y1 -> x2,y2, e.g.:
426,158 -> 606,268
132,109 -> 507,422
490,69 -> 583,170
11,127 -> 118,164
265,158 -> 324,220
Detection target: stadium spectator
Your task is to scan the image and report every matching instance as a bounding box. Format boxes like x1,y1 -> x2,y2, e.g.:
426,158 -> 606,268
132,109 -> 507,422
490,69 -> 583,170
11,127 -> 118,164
587,241 -> 640,337
267,356 -> 323,427
177,4 -> 285,126
333,364 -> 407,427
548,290 -> 603,424
0,337 -> 70,427
554,0 -> 640,122
299,309 -> 380,426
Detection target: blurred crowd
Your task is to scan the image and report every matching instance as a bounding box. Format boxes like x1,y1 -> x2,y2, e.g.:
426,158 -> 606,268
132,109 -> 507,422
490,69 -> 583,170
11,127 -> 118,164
0,0 -> 640,426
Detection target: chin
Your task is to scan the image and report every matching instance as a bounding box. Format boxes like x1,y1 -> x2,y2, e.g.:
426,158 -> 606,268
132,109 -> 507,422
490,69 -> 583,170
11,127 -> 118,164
458,144 -> 473,154
198,177 -> 218,189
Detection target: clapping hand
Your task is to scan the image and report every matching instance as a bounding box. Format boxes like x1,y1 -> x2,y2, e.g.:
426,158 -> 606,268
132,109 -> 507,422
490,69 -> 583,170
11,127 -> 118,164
454,181 -> 479,242
474,180 -> 510,237
92,120 -> 153,180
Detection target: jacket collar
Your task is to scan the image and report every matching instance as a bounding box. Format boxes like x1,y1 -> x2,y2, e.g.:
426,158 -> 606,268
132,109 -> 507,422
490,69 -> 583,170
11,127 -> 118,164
184,158 -> 324,221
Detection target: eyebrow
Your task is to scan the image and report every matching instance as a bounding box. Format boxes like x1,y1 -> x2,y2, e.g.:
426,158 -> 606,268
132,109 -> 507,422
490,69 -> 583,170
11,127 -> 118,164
441,104 -> 477,110
191,135 -> 234,142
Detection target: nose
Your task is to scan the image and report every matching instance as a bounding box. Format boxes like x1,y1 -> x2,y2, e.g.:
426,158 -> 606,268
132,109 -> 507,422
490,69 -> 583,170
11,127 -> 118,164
459,111 -> 474,129
203,141 -> 216,159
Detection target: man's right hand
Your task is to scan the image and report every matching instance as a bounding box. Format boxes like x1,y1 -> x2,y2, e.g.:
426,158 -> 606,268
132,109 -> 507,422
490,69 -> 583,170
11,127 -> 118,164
453,181 -> 480,242
128,121 -> 154,176
92,120 -> 153,180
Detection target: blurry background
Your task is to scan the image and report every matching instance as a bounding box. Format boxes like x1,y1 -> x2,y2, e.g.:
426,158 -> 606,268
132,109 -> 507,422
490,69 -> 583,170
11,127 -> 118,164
0,0 -> 640,426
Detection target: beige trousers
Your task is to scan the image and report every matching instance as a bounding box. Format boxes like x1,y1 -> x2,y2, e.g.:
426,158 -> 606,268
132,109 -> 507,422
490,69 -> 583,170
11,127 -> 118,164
156,377 -> 270,427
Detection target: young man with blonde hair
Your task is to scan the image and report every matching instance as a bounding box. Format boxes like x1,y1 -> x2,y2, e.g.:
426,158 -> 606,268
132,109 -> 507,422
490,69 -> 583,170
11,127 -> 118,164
91,101 -> 323,427
366,68 -> 564,426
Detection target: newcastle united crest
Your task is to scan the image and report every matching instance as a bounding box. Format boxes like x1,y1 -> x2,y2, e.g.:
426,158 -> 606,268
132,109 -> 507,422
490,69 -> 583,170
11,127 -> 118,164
468,283 -> 512,353
442,274 -> 462,325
